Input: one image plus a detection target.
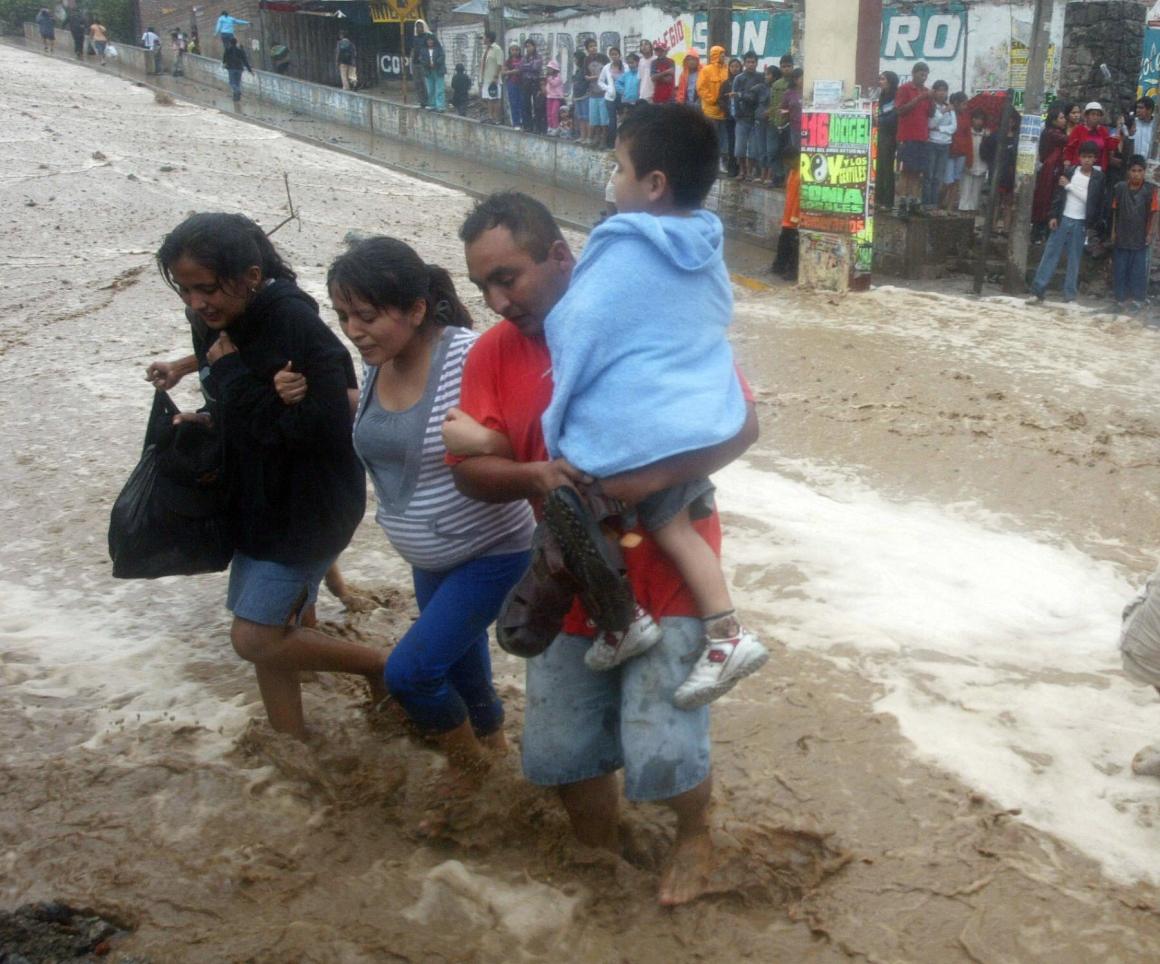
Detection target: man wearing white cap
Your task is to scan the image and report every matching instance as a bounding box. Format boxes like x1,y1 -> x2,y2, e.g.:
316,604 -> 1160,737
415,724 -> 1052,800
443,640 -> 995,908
1064,101 -> 1115,172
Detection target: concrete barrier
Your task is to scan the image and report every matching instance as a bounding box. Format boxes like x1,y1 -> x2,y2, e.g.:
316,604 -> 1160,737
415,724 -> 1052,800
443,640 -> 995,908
18,28 -> 784,245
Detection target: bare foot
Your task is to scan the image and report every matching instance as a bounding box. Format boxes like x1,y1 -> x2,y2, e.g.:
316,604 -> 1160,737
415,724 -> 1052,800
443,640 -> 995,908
658,830 -> 714,907
340,590 -> 378,614
417,762 -> 489,837
479,728 -> 508,755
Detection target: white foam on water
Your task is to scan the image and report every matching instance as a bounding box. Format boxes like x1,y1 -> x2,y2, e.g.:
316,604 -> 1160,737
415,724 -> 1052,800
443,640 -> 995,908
717,459 -> 1160,886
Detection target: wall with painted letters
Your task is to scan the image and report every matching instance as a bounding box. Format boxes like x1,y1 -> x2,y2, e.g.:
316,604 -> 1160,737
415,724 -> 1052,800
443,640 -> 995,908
439,5 -> 794,86
879,0 -> 1067,99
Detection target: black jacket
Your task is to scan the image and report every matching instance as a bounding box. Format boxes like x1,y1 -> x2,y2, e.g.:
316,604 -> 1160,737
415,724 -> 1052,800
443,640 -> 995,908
198,281 -> 365,564
1049,164 -> 1106,227
731,70 -> 765,123
222,44 -> 251,72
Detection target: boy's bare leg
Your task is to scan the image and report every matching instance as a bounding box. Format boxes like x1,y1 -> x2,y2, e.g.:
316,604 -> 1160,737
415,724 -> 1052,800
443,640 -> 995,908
558,773 -> 620,851
652,509 -> 733,620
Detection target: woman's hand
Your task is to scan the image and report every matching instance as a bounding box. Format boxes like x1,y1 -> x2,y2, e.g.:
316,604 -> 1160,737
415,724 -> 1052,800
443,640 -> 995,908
172,411 -> 212,428
144,356 -> 195,390
206,332 -> 237,364
442,406 -> 513,458
274,361 -> 307,406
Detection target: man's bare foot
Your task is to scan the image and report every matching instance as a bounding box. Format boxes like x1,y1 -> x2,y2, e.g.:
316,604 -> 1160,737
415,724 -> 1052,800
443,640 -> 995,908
480,728 -> 508,754
658,830 -> 714,906
340,590 -> 378,614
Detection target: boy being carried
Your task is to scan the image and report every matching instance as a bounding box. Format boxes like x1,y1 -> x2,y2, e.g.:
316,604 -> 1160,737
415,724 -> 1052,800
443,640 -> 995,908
446,104 -> 767,708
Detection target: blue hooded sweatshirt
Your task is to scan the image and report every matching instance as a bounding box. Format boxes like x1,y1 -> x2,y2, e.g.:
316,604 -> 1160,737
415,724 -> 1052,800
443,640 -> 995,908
541,209 -> 745,477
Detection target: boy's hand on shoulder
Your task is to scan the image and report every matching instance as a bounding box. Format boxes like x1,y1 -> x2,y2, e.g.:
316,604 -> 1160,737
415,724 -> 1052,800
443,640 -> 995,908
274,361 -> 307,406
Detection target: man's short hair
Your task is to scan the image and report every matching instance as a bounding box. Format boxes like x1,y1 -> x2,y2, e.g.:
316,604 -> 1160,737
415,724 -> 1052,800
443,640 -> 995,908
1129,153 -> 1148,168
1079,139 -> 1099,156
1138,96 -> 1155,111
779,54 -> 793,67
743,50 -> 757,62
932,79 -> 948,91
484,30 -> 495,42
913,61 -> 929,74
616,104 -> 718,209
459,192 -> 564,262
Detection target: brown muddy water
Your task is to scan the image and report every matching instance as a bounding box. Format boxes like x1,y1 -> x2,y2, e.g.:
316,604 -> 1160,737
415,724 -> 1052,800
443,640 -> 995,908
4,42 -> 1160,963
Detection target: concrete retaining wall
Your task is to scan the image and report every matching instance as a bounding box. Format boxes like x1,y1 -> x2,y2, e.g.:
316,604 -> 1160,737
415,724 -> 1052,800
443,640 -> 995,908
19,27 -> 784,245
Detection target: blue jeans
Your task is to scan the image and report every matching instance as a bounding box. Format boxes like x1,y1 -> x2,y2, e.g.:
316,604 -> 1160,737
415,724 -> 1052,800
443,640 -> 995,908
923,143 -> 949,206
521,618 -> 711,802
1032,216 -> 1086,301
765,124 -> 784,180
424,73 -> 446,111
1113,247 -> 1149,303
715,119 -> 730,158
227,68 -> 243,100
506,81 -> 522,126
384,550 -> 529,735
735,119 -> 758,160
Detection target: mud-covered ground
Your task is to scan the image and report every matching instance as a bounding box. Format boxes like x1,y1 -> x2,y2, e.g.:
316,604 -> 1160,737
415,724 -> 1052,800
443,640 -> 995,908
3,43 -> 1160,962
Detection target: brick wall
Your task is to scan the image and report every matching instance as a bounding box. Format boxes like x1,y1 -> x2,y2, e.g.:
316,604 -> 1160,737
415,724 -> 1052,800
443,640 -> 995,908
135,0 -> 263,62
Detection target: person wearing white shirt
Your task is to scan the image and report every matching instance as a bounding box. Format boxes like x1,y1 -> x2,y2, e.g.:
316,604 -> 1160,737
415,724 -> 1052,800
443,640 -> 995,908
636,39 -> 656,103
1132,96 -> 1156,161
922,80 -> 956,209
1030,141 -> 1105,303
141,27 -> 162,74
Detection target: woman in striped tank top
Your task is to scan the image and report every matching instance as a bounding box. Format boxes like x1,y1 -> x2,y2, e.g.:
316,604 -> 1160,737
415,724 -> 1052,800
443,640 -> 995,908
276,237 -> 533,814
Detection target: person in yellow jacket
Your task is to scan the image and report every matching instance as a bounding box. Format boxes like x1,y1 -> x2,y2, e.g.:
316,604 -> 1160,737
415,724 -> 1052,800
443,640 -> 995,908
697,45 -> 731,167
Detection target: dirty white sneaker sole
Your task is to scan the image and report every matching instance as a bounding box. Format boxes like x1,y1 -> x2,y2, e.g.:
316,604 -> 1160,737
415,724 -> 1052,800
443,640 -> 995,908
584,606 -> 662,671
672,630 -> 769,709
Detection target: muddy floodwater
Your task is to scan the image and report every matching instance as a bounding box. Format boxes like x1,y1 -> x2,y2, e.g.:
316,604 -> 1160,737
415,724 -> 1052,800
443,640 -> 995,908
3,43 -> 1160,962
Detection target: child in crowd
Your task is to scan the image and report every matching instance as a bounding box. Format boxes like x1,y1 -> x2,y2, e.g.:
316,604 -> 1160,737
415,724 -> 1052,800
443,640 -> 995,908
445,105 -> 768,708
620,51 -> 641,107
1029,139 -> 1105,303
572,49 -> 590,142
545,59 -> 565,134
941,91 -> 968,210
924,80 -> 955,210
1110,154 -> 1158,311
532,76 -> 549,134
958,110 -> 989,213
451,63 -> 471,116
557,104 -> 573,138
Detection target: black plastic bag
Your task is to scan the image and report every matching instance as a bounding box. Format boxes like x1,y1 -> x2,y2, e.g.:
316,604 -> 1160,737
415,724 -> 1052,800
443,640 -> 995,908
108,391 -> 233,579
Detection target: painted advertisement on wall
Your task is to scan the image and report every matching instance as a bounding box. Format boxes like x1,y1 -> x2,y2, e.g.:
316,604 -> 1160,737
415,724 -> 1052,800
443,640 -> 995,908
439,5 -> 792,88
879,0 -> 1065,101
799,108 -> 876,287
1139,23 -> 1160,100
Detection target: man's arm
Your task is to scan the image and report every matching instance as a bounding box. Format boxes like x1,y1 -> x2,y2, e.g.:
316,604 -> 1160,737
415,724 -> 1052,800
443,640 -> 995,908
598,401 -> 759,505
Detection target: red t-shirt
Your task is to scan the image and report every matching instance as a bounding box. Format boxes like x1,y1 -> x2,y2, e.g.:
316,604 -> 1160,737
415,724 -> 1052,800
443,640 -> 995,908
651,56 -> 676,103
895,81 -> 931,143
1064,123 -> 1112,171
451,320 -> 749,635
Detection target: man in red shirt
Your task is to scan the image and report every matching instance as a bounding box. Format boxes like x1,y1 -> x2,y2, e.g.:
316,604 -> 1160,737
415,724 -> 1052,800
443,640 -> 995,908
450,192 -> 757,906
1064,101 -> 1116,173
893,61 -> 933,215
650,41 -> 676,104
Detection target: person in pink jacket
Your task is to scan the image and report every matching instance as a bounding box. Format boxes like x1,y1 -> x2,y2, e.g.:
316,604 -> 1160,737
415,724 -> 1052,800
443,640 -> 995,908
545,59 -> 565,134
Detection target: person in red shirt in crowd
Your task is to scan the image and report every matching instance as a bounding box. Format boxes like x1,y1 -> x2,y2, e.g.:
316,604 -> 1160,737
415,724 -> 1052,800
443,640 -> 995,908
446,191 -> 758,906
651,41 -> 677,104
893,61 -> 934,215
1065,101 -> 1116,172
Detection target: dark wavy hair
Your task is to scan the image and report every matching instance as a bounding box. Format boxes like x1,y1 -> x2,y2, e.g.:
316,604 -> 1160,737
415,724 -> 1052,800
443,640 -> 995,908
157,212 -> 295,292
327,236 -> 473,330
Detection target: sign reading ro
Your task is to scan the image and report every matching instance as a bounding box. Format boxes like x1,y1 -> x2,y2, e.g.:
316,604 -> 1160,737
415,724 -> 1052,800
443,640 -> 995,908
881,3 -> 965,61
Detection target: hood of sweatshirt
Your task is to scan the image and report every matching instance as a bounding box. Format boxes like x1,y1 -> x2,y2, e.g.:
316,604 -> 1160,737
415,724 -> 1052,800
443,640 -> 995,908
682,51 -> 702,71
576,210 -> 723,280
709,45 -> 724,66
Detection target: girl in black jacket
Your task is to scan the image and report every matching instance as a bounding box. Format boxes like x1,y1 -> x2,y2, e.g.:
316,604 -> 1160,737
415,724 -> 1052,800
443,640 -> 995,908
156,213 -> 385,738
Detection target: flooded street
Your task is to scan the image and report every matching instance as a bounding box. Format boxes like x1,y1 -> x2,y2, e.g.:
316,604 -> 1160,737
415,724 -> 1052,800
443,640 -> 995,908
3,43 -> 1160,961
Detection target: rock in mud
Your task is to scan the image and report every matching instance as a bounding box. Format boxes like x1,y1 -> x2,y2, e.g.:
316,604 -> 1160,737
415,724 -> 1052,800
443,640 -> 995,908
0,901 -> 143,963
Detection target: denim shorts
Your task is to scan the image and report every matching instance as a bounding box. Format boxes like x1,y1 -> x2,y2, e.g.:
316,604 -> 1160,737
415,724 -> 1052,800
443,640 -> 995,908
632,478 -> 715,531
226,552 -> 335,626
588,97 -> 609,125
897,139 -> 928,171
944,154 -> 965,185
521,617 -> 711,802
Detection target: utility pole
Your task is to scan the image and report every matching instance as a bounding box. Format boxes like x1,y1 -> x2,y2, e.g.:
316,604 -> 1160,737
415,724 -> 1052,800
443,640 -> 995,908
709,0 -> 732,55
489,0 -> 504,53
1005,0 -> 1054,293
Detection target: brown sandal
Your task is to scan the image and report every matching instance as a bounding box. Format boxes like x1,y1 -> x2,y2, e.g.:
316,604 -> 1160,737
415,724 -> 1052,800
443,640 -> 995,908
495,523 -> 583,657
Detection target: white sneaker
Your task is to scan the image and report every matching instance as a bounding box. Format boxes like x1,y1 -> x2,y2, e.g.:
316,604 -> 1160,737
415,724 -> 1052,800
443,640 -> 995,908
584,605 -> 662,671
673,628 -> 769,709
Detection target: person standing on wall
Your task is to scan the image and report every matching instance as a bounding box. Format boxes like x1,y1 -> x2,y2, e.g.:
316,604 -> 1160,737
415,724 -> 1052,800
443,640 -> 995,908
893,61 -> 933,216
729,51 -> 764,182
503,43 -> 523,127
171,29 -> 187,77
480,30 -> 505,125
518,39 -> 543,133
411,20 -> 430,108
637,39 -> 657,104
214,10 -> 249,49
336,31 -> 356,91
423,33 -> 448,112
35,7 -> 55,54
142,26 -> 163,75
89,17 -> 108,65
697,45 -> 730,174
223,34 -> 254,104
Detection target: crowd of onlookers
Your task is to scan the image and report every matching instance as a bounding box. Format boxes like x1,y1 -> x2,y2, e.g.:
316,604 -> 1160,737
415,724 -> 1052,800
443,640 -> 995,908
411,25 -> 805,184
878,61 -> 1158,310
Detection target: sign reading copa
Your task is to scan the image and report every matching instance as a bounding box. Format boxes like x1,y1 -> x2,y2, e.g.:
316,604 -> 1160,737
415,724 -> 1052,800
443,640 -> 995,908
799,108 -> 876,275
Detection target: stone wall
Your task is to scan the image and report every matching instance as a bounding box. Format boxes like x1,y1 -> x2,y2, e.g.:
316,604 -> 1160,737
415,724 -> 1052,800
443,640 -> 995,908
1057,0 -> 1147,114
